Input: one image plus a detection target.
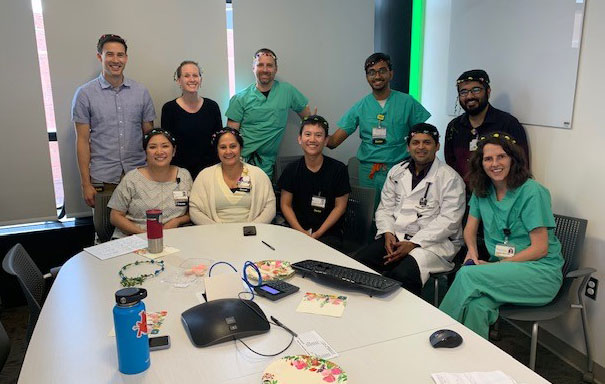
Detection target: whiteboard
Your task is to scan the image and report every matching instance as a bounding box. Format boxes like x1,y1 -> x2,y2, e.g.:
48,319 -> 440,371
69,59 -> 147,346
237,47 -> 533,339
446,0 -> 584,129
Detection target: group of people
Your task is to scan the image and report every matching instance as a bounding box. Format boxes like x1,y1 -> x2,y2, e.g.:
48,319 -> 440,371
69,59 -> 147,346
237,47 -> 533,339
72,34 -> 563,341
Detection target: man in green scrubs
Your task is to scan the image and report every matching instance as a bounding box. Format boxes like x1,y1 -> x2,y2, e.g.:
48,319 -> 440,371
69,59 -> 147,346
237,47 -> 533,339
327,52 -> 431,208
226,48 -> 312,179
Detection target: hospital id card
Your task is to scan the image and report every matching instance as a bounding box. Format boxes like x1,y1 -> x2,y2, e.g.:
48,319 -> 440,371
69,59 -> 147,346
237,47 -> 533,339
173,190 -> 189,206
495,243 -> 515,258
372,127 -> 387,144
311,195 -> 327,209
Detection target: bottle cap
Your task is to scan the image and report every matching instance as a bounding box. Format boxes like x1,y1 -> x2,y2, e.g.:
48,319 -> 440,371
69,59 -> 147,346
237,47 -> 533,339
115,288 -> 147,306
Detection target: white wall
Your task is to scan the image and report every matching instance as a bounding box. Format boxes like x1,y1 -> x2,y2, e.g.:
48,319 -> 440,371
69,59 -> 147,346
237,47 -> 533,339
231,0 -> 373,165
43,0 -> 229,218
423,0 -> 605,367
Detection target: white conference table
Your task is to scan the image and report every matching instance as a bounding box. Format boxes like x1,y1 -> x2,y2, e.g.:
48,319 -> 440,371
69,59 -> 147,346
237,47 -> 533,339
18,224 -> 550,383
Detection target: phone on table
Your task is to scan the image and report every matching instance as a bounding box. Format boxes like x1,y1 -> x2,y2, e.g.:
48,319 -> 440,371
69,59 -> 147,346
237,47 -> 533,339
254,280 -> 300,301
243,226 -> 257,236
149,335 -> 171,351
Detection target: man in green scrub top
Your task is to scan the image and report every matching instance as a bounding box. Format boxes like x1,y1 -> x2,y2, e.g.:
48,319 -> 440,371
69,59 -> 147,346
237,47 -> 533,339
327,53 -> 431,208
226,48 -> 312,179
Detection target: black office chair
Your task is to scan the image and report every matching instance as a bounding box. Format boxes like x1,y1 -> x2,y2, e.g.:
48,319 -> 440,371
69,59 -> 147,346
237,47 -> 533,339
497,214 -> 595,382
0,319 -> 10,372
428,245 -> 466,306
273,155 -> 300,184
347,157 -> 360,187
341,185 -> 375,255
2,244 -> 60,341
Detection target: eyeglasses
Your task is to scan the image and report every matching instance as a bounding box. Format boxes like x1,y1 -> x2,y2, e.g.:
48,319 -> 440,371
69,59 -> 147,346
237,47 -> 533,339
366,67 -> 390,77
458,86 -> 484,97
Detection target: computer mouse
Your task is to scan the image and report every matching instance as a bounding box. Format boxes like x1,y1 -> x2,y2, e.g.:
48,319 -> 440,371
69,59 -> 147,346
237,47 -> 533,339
463,259 -> 476,266
429,329 -> 463,348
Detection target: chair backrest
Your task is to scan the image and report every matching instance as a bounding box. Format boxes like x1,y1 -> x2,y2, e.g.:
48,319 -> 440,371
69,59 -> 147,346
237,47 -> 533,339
347,157 -> 360,187
273,155 -> 300,183
94,192 -> 115,243
0,319 -> 10,371
2,243 -> 44,340
342,185 -> 376,248
552,214 -> 588,299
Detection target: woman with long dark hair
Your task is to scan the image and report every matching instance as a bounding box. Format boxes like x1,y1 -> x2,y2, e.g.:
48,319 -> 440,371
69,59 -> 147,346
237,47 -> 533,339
439,132 -> 563,339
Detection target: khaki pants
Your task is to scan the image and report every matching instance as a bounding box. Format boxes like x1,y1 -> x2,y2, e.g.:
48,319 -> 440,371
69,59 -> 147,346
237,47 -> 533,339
92,182 -> 118,243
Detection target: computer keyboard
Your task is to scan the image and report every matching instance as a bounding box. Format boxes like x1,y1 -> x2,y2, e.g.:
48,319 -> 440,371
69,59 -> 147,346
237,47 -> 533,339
291,260 -> 401,296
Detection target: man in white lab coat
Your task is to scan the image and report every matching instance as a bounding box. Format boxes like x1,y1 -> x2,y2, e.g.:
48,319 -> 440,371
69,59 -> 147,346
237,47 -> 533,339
352,123 -> 465,296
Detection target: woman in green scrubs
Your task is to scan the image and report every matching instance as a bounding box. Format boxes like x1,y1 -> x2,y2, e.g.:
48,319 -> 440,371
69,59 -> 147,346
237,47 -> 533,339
439,132 -> 563,339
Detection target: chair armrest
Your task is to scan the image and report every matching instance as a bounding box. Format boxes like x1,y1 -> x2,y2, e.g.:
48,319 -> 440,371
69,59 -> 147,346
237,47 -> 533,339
566,267 -> 597,279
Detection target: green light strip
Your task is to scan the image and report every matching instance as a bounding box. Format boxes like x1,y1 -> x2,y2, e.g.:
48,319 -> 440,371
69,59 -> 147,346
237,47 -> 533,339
409,0 -> 424,101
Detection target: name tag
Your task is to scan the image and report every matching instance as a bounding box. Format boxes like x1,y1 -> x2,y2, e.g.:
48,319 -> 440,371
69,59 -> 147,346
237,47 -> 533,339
495,243 -> 516,258
237,175 -> 251,192
173,190 -> 189,206
372,127 -> 387,144
311,195 -> 326,209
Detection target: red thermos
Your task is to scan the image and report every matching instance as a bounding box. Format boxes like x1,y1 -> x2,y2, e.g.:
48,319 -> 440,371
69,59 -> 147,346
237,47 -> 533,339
146,209 -> 163,253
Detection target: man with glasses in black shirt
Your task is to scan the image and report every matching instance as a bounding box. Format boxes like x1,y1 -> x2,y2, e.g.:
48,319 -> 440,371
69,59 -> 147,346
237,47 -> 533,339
444,69 -> 529,190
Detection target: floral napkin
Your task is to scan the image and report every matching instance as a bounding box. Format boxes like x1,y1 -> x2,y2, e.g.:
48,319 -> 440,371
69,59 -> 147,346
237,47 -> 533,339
296,292 -> 348,317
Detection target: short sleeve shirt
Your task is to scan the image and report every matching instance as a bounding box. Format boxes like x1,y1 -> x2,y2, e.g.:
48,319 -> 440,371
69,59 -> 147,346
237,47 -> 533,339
107,167 -> 192,238
71,75 -> 156,183
469,178 -> 562,267
337,90 -> 430,164
278,156 -> 351,237
225,80 -> 308,173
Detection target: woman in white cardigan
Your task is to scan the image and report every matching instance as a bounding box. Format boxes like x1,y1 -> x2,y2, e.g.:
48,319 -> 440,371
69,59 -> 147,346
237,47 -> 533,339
189,128 -> 276,224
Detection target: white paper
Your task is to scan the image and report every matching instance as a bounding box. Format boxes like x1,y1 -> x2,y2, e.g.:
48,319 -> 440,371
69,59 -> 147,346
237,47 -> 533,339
204,272 -> 249,301
84,235 -> 148,260
431,371 -> 517,384
295,330 -> 338,359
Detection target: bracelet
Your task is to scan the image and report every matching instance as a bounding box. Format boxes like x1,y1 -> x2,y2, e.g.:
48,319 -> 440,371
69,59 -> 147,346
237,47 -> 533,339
119,259 -> 165,287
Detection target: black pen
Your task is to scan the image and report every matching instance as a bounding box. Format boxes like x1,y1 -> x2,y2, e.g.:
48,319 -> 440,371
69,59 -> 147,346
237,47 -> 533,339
271,316 -> 298,337
262,240 -> 276,251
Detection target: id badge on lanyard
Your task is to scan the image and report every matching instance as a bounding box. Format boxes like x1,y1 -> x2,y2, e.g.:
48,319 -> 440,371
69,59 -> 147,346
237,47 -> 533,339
469,128 -> 479,151
311,194 -> 327,213
495,228 -> 516,258
173,190 -> 189,206
372,114 -> 387,145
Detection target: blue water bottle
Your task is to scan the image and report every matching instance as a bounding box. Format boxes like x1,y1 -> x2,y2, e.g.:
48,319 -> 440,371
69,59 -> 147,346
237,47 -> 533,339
113,288 -> 150,374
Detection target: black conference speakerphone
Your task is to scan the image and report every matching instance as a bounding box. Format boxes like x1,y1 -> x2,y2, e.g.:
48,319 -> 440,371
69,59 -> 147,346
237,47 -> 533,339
291,260 -> 401,296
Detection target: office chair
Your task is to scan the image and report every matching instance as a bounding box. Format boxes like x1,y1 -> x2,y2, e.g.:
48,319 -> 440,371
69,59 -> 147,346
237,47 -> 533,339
497,214 -> 595,382
347,157 -> 360,187
273,155 -> 300,184
2,244 -> 60,341
428,245 -> 466,307
341,185 -> 375,255
0,319 -> 10,372
93,192 -> 114,243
